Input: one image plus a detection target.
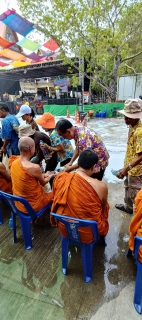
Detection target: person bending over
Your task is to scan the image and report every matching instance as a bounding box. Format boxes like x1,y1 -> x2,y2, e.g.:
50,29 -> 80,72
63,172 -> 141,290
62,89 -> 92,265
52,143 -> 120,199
51,149 -> 109,242
56,119 -> 109,181
35,113 -> 74,171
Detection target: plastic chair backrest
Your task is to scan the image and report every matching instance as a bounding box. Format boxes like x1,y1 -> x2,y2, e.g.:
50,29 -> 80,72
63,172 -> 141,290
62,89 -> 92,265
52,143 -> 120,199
134,236 -> 142,260
50,213 -> 98,243
0,191 -> 36,220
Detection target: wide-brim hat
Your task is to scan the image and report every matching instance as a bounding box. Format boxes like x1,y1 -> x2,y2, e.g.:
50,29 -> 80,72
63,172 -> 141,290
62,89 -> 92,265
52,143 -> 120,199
118,98 -> 142,119
18,123 -> 35,138
35,113 -> 55,129
16,105 -> 31,117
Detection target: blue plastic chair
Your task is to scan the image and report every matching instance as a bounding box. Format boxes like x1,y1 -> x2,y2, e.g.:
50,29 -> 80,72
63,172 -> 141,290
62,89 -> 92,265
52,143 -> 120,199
133,236 -> 142,314
0,190 -> 51,250
50,212 -> 106,283
127,236 -> 142,314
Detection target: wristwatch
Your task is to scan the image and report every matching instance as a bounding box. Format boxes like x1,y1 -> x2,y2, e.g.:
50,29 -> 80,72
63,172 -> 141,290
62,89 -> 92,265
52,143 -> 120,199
128,164 -> 133,170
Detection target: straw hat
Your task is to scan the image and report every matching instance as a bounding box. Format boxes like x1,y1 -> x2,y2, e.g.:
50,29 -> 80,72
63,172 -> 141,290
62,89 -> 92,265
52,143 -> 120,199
35,113 -> 55,129
16,105 -> 31,117
18,123 -> 35,138
118,98 -> 142,119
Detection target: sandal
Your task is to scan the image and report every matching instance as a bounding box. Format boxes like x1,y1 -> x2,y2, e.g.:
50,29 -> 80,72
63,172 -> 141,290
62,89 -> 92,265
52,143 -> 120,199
115,204 -> 133,214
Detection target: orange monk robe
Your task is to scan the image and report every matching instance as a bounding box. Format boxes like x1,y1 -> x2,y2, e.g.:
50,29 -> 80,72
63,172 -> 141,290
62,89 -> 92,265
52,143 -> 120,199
8,155 -> 20,170
11,158 -> 53,214
51,172 -> 109,243
129,189 -> 142,263
0,172 -> 12,194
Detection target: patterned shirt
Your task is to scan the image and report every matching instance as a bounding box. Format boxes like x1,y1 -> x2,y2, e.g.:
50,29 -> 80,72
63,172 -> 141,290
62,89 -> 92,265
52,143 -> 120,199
49,129 -> 74,163
74,126 -> 109,173
124,120 -> 142,176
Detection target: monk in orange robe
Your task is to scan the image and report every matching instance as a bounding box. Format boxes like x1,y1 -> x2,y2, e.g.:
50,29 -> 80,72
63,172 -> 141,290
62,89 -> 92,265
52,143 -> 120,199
11,137 -> 55,225
129,189 -> 142,262
51,150 -> 109,243
0,162 -> 12,194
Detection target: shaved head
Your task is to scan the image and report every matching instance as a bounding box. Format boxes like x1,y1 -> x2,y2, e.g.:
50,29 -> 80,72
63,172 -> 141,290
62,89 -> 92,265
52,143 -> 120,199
18,137 -> 35,152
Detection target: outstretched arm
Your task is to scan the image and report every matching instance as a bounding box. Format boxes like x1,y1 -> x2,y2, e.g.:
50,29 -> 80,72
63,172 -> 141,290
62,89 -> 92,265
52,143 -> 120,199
31,165 -> 55,186
69,147 -> 79,165
65,147 -> 79,172
118,153 -> 142,179
40,142 -> 64,153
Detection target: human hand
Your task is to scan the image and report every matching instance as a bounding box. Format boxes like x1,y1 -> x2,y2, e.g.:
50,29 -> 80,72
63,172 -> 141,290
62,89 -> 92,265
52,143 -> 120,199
65,166 -> 73,172
45,171 -> 57,180
1,146 -> 6,154
117,168 -> 127,179
40,143 -> 50,150
64,162 -> 72,169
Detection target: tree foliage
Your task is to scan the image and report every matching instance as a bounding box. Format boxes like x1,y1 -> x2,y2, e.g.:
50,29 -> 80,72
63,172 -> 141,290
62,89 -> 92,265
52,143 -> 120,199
18,0 -> 142,100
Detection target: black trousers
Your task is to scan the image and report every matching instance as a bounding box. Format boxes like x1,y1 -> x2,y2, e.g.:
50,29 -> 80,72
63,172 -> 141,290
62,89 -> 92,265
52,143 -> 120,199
60,158 -> 71,167
91,168 -> 105,181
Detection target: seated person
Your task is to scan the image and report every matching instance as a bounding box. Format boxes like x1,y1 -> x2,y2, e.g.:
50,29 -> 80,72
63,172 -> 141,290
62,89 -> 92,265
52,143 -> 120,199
0,162 -> 12,194
11,137 -> 55,226
51,150 -> 109,243
128,188 -> 142,262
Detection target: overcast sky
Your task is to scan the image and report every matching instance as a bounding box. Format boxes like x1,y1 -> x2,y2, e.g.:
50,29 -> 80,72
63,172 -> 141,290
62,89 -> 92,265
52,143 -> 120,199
1,0 -> 20,13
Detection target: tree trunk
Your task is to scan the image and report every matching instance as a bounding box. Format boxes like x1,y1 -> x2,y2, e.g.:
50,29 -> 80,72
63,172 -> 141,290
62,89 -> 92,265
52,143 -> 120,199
108,74 -> 117,101
108,58 -> 121,102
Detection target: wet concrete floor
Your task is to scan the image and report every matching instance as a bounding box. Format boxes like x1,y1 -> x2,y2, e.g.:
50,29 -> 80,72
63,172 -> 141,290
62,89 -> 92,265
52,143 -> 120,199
0,117 -> 141,320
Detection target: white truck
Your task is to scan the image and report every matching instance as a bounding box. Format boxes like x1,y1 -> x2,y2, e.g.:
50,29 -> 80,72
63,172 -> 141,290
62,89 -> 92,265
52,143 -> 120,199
117,74 -> 142,101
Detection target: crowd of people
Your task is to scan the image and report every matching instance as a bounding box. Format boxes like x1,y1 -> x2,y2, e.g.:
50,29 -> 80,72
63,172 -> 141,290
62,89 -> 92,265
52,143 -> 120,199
0,99 -> 142,261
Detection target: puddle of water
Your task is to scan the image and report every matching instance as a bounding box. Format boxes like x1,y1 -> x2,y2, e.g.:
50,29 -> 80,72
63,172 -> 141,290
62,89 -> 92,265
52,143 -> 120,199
20,116 -> 128,183
104,151 -> 125,183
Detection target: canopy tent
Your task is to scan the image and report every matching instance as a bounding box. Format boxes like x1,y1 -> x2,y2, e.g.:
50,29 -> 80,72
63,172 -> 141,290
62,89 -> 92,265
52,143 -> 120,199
0,8 -> 60,69
0,8 -> 79,95
0,9 -> 34,36
0,59 -> 79,81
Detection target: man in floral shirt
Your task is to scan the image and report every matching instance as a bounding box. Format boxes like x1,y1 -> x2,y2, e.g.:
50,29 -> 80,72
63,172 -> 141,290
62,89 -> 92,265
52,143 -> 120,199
56,119 -> 109,180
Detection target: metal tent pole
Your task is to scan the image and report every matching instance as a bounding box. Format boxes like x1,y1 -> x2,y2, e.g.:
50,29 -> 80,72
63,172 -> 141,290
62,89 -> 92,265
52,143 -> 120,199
79,57 -> 84,111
